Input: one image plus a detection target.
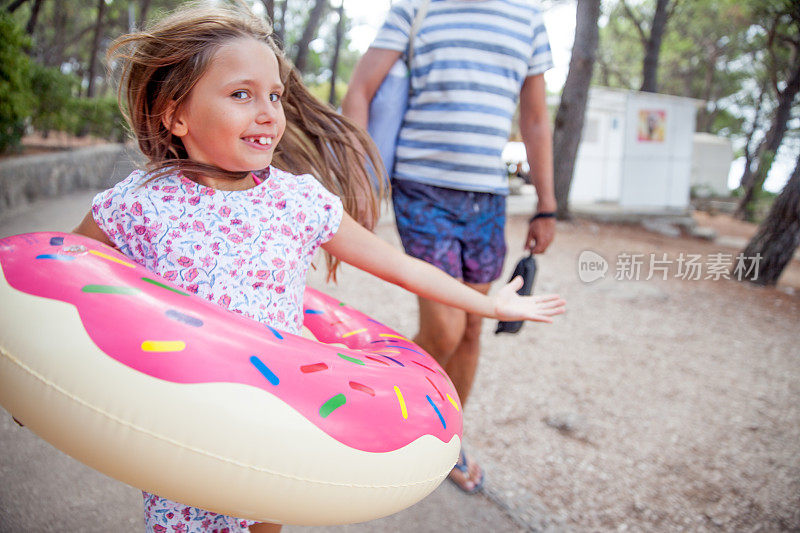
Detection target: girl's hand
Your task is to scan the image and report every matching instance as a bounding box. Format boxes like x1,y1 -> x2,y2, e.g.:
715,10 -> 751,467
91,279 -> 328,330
493,276 -> 566,323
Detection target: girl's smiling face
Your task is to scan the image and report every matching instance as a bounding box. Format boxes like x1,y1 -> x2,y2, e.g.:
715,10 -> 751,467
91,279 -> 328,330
168,37 -> 286,179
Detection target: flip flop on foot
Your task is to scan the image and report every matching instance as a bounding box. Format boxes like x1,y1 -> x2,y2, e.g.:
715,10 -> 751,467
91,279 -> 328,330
448,449 -> 485,494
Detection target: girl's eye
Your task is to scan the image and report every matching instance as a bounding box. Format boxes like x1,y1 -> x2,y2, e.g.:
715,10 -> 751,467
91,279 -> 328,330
269,93 -> 282,103
231,90 -> 249,100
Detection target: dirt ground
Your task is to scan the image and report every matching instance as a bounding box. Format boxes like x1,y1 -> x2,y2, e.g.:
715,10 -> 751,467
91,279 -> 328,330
317,210 -> 800,531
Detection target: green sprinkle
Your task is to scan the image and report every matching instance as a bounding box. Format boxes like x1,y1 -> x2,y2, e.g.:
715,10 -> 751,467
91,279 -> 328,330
82,285 -> 140,295
319,394 -> 346,418
142,277 -> 189,296
337,353 -> 365,365
338,302 -> 346,306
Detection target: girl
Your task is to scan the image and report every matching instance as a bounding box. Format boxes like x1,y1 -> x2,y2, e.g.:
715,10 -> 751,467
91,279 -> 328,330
74,4 -> 565,532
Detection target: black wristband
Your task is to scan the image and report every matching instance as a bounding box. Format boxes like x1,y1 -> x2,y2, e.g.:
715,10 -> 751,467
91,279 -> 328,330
530,211 -> 556,222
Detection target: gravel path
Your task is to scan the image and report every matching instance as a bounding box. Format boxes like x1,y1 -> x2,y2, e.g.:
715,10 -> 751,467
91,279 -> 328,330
312,213 -> 800,532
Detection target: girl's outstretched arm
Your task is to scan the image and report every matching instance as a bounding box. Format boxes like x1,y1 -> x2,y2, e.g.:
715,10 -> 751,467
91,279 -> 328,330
322,214 -> 565,323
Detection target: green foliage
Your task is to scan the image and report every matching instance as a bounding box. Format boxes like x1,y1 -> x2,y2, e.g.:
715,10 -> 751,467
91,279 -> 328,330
29,63 -> 79,134
596,0 -> 759,136
0,13 -> 34,153
66,96 -> 128,142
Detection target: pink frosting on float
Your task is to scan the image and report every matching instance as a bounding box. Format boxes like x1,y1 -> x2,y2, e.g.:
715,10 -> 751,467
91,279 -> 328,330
0,232 -> 462,453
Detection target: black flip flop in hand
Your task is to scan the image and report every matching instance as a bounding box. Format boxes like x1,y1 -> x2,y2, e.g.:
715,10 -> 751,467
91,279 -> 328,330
495,254 -> 537,334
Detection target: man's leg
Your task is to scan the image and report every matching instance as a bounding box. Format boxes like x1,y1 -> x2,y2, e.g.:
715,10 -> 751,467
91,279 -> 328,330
413,282 -> 491,493
440,281 -> 491,408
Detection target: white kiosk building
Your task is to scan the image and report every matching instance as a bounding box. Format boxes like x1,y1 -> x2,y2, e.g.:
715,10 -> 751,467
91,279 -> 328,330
568,87 -> 704,211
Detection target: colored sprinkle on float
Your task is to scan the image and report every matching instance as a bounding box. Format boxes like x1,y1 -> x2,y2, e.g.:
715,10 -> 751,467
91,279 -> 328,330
379,333 -> 411,342
394,386 -> 408,419
49,237 -> 64,246
412,360 -> 437,374
265,325 -> 283,340
380,355 -> 404,367
89,249 -> 135,268
426,376 -> 445,401
141,340 -> 186,352
82,284 -> 140,295
426,395 -> 446,429
447,393 -> 460,412
300,363 -> 329,373
141,277 -> 189,296
165,310 -> 203,327
342,328 -> 367,338
36,254 -> 74,261
320,394 -> 346,418
365,355 -> 390,366
349,381 -> 375,396
337,353 -> 365,365
250,356 -> 280,385
304,309 -> 324,315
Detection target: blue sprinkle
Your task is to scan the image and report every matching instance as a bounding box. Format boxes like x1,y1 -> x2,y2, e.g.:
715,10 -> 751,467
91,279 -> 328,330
250,356 -> 280,386
304,309 -> 324,315
50,237 -> 64,246
35,254 -> 74,261
165,310 -> 203,327
426,395 -> 446,429
266,325 -> 283,340
388,344 -> 428,357
381,355 -> 405,367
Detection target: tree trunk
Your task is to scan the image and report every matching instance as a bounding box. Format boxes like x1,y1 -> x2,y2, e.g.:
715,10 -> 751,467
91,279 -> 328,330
24,0 -> 42,34
138,0 -> 152,27
328,1 -> 345,106
552,0 -> 601,219
275,0 -> 287,47
739,150 -> 800,286
85,0 -> 107,98
293,0 -> 327,73
640,0 -> 671,93
260,0 -> 274,26
735,54 -> 800,220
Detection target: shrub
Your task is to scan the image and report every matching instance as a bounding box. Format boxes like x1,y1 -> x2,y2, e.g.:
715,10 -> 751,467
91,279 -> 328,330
0,13 -> 34,153
67,96 -> 128,142
29,63 -> 79,136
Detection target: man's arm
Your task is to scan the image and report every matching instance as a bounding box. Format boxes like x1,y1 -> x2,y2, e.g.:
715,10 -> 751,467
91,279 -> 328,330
519,73 -> 556,254
341,48 -> 403,129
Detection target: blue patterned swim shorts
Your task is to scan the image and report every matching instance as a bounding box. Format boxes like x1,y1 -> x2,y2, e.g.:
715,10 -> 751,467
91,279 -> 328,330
391,179 -> 506,284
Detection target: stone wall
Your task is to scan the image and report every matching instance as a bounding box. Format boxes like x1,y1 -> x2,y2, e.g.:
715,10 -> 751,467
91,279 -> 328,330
0,144 -> 143,216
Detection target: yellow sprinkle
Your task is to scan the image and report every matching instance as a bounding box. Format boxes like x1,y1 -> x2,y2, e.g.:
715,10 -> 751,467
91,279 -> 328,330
141,341 -> 186,352
380,333 -> 411,342
90,249 -> 135,268
342,328 -> 367,338
446,393 -> 460,412
394,386 -> 408,419
374,349 -> 401,355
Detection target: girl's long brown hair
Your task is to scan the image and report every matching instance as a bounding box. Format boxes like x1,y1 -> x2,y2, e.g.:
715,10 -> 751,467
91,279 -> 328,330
107,2 -> 387,279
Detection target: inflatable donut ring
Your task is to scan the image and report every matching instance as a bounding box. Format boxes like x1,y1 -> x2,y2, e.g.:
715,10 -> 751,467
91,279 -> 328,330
0,232 -> 462,525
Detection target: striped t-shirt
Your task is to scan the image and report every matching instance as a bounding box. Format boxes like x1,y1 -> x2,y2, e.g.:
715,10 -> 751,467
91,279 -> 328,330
372,0 -> 552,194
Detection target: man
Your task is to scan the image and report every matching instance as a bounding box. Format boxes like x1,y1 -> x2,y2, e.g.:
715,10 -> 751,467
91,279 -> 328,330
342,0 -> 556,493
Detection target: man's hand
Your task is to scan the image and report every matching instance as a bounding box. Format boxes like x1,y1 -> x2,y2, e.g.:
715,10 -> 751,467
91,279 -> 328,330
525,216 -> 556,254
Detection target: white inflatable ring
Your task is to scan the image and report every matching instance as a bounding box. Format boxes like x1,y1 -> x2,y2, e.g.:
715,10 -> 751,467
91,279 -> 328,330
0,232 -> 462,525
